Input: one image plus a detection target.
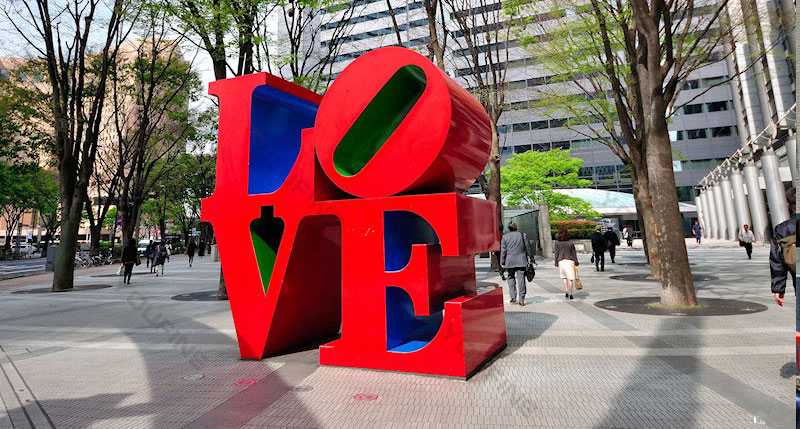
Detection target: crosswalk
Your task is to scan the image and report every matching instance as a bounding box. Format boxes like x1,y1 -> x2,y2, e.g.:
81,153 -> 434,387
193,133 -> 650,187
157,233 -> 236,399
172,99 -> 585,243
0,258 -> 46,280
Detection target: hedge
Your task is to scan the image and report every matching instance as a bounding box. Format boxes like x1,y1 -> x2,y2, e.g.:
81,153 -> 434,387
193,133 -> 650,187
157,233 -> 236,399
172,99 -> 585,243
551,220 -> 598,240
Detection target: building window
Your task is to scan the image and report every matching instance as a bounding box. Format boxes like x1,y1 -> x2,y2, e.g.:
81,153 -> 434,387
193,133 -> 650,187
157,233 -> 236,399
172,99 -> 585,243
675,130 -> 684,140
512,122 -> 530,132
702,76 -> 727,87
532,143 -> 551,151
711,126 -> 732,137
514,145 -> 532,153
527,76 -> 549,86
552,141 -> 570,150
530,120 -> 549,129
683,104 -> 703,114
507,80 -> 526,90
683,79 -> 700,90
687,128 -> 707,139
498,124 -> 510,134
549,118 -> 568,128
706,101 -> 728,112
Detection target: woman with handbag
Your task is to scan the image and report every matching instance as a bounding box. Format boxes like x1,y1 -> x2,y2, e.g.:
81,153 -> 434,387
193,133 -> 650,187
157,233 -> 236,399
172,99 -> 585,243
500,222 -> 533,306
121,241 -> 138,285
553,227 -> 580,300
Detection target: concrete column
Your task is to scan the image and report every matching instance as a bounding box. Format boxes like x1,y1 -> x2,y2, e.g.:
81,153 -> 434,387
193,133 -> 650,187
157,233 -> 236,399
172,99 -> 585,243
700,191 -> 713,238
720,176 -> 739,240
711,183 -> 728,239
695,193 -> 705,236
744,159 -> 770,241
761,147 -> 790,226
729,168 -> 752,234
786,134 -> 798,187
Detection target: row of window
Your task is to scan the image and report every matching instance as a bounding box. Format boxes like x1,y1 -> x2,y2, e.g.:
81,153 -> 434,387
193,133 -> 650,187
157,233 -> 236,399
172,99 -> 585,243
321,1 -> 424,30
674,125 -> 736,140
682,100 -> 729,114
323,17 -> 428,46
332,36 -> 430,62
682,75 -> 728,90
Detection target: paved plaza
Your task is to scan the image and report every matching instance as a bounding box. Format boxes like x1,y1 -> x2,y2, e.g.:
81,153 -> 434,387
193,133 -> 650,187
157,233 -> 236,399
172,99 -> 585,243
0,243 -> 794,428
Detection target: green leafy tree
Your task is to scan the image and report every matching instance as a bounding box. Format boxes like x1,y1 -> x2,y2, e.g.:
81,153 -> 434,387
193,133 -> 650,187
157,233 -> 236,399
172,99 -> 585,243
501,149 -> 600,220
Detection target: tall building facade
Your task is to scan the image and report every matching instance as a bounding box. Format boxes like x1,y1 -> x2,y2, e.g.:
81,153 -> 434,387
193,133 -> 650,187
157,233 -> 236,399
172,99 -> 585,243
316,0 -> 747,204
694,0 -> 795,241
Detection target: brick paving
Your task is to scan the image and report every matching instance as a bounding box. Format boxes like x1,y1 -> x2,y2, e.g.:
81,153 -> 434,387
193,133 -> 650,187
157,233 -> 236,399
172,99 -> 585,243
0,243 -> 793,428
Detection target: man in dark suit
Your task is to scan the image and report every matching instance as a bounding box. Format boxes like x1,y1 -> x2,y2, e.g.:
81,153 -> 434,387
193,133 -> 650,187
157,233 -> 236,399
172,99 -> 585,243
604,227 -> 621,263
590,226 -> 607,271
500,222 -> 532,306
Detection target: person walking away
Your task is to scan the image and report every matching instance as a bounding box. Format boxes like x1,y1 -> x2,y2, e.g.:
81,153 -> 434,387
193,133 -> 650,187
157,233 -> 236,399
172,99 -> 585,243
692,220 -> 703,245
590,225 -> 607,272
187,240 -> 197,268
155,242 -> 168,277
604,227 -> 620,263
622,226 -> 633,247
149,243 -> 159,273
500,222 -> 532,306
770,218 -> 796,307
121,241 -> 138,285
738,224 -> 755,259
554,228 -> 579,300
145,240 -> 154,268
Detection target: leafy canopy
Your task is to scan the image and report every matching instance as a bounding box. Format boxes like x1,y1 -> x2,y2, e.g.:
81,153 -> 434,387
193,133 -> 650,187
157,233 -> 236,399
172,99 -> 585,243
500,149 -> 600,220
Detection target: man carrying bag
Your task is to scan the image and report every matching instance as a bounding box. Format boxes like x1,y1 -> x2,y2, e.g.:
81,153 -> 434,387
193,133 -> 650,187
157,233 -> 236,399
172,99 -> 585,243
501,222 -> 534,306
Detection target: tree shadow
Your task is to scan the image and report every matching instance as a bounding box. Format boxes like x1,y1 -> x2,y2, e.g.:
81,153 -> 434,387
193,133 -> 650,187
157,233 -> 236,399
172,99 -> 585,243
596,315 -> 702,428
503,311 -> 558,354
3,258 -> 321,428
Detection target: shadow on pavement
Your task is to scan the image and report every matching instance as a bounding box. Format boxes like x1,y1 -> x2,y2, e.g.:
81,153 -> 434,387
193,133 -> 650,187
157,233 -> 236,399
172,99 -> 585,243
16,256 -> 321,428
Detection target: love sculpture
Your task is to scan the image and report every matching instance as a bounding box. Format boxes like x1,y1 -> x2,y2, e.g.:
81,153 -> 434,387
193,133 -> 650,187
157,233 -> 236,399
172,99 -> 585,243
201,47 -> 507,378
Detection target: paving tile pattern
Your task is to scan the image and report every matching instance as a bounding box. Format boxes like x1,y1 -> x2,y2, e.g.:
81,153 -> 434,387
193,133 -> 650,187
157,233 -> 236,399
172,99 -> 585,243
0,245 -> 793,428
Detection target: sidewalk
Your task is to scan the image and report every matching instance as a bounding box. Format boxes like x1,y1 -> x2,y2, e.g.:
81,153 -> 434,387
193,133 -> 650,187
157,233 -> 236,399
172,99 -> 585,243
0,249 -> 794,428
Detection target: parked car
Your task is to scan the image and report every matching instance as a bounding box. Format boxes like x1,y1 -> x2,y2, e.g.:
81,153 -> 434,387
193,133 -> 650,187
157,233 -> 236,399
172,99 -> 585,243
137,239 -> 152,256
12,242 -> 35,256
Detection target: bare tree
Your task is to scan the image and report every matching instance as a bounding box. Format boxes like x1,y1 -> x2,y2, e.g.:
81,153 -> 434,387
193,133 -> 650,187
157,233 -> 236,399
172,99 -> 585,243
507,0 -> 772,305
260,0 -> 357,92
109,8 -> 200,252
4,0 -> 138,291
163,0 -> 268,80
444,0 -> 513,234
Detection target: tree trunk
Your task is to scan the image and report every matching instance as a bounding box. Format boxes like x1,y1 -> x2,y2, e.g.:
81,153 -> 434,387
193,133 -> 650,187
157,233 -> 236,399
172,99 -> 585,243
487,123 -> 502,225
647,120 -> 696,306
630,163 -> 661,278
89,224 -> 102,255
52,201 -> 82,291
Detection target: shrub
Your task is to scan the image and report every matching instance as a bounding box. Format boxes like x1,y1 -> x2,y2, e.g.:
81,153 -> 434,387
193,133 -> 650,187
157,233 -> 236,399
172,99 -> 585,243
551,220 -> 597,240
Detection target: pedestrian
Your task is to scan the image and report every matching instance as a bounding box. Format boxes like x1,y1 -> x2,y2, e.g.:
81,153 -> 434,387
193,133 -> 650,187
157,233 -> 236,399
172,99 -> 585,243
692,220 -> 703,245
153,242 -> 168,277
149,243 -> 158,273
770,218 -> 796,307
145,240 -> 154,268
187,239 -> 197,268
738,224 -> 755,259
553,227 -> 579,300
500,222 -> 532,306
622,225 -> 633,247
590,225 -> 607,272
121,241 -> 138,285
604,227 -> 620,263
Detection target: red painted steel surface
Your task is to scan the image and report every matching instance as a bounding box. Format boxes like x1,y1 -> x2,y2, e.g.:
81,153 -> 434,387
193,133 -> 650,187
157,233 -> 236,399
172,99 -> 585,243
314,47 -> 493,197
201,47 -> 506,378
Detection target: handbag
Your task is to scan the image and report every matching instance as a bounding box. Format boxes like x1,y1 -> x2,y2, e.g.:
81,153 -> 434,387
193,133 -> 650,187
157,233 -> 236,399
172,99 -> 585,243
574,266 -> 583,290
525,263 -> 536,281
522,231 -> 535,281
